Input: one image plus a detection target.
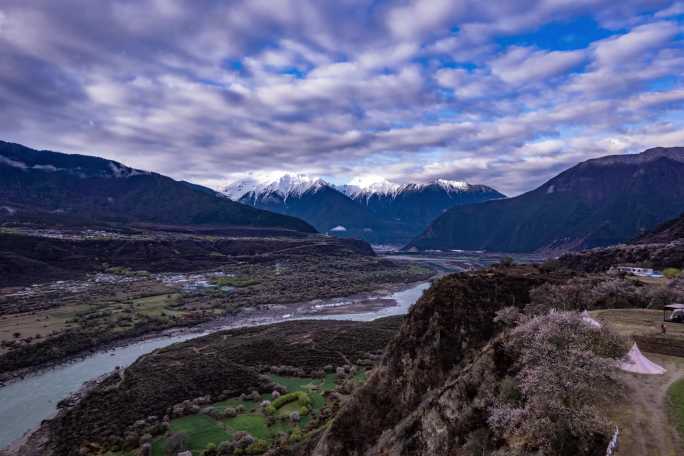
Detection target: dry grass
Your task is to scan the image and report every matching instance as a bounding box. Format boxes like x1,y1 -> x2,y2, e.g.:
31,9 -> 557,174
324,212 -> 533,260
594,308 -> 684,455
591,308 -> 684,338
0,303 -> 89,346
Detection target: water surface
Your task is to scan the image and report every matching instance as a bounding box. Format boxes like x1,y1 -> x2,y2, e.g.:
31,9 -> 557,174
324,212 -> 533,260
0,282 -> 429,448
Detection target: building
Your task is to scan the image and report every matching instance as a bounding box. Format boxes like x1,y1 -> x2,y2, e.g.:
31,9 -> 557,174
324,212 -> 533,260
664,303 -> 684,323
614,266 -> 663,278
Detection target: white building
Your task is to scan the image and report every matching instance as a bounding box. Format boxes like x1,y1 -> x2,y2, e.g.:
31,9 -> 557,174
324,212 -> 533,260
614,266 -> 663,277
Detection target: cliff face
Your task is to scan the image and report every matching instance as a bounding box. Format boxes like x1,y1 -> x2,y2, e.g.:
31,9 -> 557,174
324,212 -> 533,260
311,268 -> 551,455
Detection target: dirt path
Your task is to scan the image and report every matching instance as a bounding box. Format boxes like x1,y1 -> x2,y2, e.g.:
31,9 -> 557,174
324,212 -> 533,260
610,352 -> 684,456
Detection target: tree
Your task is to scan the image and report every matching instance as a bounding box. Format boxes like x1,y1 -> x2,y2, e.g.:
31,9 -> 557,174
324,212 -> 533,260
164,432 -> 188,456
488,311 -> 627,455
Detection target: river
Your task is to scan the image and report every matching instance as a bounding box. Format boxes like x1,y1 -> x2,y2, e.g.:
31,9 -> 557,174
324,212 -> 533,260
0,281 -> 430,448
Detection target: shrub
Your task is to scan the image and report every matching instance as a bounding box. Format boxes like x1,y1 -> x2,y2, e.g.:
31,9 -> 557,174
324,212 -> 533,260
527,276 -> 684,314
271,391 -> 311,410
202,442 -> 218,456
164,432 -> 188,456
664,267 -> 682,279
288,426 -> 303,443
244,440 -> 269,454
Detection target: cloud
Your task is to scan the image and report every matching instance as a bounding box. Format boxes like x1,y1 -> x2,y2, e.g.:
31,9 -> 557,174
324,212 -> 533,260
0,0 -> 683,196
490,47 -> 586,86
593,21 -> 679,67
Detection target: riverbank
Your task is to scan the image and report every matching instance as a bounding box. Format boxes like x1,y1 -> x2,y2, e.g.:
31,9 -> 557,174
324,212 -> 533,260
0,276 -> 432,386
0,279 -> 431,449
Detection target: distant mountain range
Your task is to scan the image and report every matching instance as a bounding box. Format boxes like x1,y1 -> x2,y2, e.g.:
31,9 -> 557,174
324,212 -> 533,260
344,179 -> 505,238
223,175 -> 504,245
407,147 -> 684,252
0,141 -> 315,233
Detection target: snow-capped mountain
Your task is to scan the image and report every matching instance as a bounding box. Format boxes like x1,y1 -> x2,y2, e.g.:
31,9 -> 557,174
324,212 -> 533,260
222,173 -> 328,201
339,177 -> 482,200
222,173 -> 505,245
343,178 -> 505,244
221,173 -> 381,237
338,176 -> 401,199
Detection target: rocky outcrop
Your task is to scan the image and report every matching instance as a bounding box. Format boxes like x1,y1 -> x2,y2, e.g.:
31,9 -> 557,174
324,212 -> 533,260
310,267 -> 553,455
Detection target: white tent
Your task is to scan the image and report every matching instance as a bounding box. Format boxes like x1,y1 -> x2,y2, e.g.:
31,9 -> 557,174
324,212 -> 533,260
581,310 -> 602,328
619,343 -> 666,375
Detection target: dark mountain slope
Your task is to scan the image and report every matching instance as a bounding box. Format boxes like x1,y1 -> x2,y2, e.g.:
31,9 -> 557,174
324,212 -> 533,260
0,141 -> 315,233
635,212 -> 684,244
0,230 -> 374,287
349,181 -> 504,234
407,147 -> 684,252
227,177 -> 504,245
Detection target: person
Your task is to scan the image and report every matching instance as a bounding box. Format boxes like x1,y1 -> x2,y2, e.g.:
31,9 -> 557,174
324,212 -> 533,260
661,323 -> 667,335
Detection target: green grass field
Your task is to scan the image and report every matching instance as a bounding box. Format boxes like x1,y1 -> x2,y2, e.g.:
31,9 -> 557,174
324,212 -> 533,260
145,373 -> 355,456
151,415 -> 231,456
667,377 -> 684,438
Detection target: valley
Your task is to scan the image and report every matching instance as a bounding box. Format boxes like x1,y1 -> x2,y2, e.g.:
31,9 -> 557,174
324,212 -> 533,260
5,3 -> 684,455
0,227 -> 432,378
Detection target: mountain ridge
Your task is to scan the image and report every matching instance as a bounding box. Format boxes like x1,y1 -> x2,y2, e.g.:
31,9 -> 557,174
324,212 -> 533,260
406,146 -> 684,252
223,174 -> 504,244
0,140 -> 316,233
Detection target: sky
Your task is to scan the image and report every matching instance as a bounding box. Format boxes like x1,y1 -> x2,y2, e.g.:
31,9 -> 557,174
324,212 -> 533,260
1,1 -> 684,195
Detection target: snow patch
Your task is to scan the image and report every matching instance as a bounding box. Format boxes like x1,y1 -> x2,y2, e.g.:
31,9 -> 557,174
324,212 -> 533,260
33,164 -> 58,172
329,225 -> 347,232
0,155 -> 28,170
108,162 -> 148,178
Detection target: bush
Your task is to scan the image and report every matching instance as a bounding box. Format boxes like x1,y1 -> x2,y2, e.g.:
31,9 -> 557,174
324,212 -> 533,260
202,442 -> 218,456
527,276 -> 684,314
288,426 -> 303,443
213,276 -> 260,288
164,432 -> 188,456
244,439 -> 269,454
271,391 -> 311,410
664,268 -> 682,279
223,407 -> 237,418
